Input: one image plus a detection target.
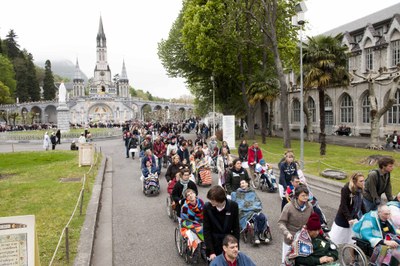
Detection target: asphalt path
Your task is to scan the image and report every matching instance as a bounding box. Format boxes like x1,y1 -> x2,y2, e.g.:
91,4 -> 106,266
0,138 -> 341,265
93,137 -> 340,266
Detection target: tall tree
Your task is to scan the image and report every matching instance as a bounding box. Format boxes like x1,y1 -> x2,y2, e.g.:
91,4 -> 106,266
25,52 -> 40,101
13,57 -> 30,102
0,54 -> 16,103
243,0 -> 300,148
302,34 -> 350,155
42,60 -> 56,100
4,30 -> 21,59
352,67 -> 400,149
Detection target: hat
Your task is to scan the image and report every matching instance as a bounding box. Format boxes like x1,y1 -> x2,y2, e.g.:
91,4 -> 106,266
306,213 -> 321,231
259,159 -> 266,165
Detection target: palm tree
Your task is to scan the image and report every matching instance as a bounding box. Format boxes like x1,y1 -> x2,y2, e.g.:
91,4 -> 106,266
302,34 -> 350,155
247,78 -> 280,144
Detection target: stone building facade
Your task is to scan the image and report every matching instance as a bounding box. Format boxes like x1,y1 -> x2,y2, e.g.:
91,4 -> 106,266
258,3 -> 400,138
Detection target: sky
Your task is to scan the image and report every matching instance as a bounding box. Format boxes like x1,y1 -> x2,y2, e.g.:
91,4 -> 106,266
0,0 -> 399,99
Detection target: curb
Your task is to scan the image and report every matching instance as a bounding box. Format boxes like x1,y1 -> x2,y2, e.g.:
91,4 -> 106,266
73,155 -> 108,266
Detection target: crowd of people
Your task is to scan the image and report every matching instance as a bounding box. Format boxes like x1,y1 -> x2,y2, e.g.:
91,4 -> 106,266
121,120 -> 400,266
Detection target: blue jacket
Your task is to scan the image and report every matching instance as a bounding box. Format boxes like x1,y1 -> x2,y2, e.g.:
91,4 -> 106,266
210,252 -> 256,266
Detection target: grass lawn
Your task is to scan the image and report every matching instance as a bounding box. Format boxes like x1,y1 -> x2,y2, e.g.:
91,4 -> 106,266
236,136 -> 400,193
0,150 -> 100,265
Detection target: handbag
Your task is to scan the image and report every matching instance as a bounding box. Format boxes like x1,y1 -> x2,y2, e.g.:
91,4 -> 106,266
129,148 -> 138,153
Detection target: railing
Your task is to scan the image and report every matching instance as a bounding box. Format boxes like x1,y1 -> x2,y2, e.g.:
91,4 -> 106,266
48,147 -> 101,266
0,128 -> 122,141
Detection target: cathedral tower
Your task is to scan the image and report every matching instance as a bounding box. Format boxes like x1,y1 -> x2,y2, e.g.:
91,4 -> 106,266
119,60 -> 130,98
72,58 -> 85,97
91,16 -> 113,95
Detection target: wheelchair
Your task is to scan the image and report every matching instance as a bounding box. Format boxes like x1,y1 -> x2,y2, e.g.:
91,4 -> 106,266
241,216 -> 272,245
340,237 -> 373,266
166,195 -> 178,222
175,225 -> 207,264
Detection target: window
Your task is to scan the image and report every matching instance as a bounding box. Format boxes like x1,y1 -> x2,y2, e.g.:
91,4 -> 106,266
387,90 -> 400,124
325,96 -> 334,125
340,94 -> 354,123
365,48 -> 373,71
354,34 -> 363,43
362,95 -> 370,123
307,97 -> 316,122
292,99 -> 300,122
392,40 -> 400,67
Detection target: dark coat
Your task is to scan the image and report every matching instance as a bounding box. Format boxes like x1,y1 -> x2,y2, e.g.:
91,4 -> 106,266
171,180 -> 198,217
165,162 -> 183,182
225,167 -> 250,195
203,200 -> 240,256
335,183 -> 366,228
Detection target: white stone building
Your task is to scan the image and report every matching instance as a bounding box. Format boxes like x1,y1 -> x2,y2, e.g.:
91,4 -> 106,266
262,3 -> 400,138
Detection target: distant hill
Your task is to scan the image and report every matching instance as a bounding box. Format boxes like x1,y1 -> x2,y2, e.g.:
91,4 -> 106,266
35,59 -> 88,82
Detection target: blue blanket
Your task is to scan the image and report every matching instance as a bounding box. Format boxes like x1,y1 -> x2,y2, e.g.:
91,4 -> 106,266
353,210 -> 397,247
231,188 -> 262,231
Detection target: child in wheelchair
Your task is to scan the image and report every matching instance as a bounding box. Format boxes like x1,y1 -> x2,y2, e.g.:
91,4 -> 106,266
141,159 -> 160,196
231,179 -> 271,245
179,189 -> 207,263
256,159 -> 277,192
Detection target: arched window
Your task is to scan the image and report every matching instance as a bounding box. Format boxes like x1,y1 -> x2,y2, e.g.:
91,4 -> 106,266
324,95 -> 334,125
307,97 -> 316,122
387,90 -> 400,124
340,94 -> 353,123
362,95 -> 370,123
391,30 -> 400,67
292,99 -> 300,123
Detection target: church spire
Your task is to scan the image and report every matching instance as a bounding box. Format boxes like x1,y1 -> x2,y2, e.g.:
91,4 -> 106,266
120,60 -> 128,81
96,16 -> 106,47
73,58 -> 83,81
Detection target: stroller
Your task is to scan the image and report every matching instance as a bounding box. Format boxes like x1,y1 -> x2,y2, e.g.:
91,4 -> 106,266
143,172 -> 160,196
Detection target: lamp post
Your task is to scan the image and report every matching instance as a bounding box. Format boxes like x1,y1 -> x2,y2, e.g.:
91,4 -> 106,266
210,76 -> 216,136
292,2 -> 307,170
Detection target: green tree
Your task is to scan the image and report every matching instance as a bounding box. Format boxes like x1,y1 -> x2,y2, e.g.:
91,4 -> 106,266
42,60 -> 56,100
3,30 -> 21,59
0,82 -> 12,104
13,57 -> 30,102
0,54 -> 16,103
302,34 -> 350,155
24,52 -> 41,101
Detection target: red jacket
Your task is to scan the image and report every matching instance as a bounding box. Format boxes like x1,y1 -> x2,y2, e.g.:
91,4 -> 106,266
153,141 -> 166,158
247,146 -> 263,165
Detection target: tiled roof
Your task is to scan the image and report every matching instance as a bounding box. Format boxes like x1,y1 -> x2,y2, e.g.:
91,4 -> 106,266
322,3 -> 400,36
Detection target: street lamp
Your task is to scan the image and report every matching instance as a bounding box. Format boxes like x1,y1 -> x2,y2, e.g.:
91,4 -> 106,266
210,75 -> 216,136
292,1 -> 307,170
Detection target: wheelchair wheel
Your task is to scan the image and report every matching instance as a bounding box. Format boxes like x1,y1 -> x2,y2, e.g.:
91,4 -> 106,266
340,243 -> 369,266
250,174 -> 260,189
175,227 -> 184,256
166,196 -> 172,218
259,227 -> 272,243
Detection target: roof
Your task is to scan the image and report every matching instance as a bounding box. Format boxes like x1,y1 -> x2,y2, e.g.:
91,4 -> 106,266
321,3 -> 400,36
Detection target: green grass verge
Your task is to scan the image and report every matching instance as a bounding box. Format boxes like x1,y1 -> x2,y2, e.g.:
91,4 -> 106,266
236,136 -> 400,193
0,150 -> 101,265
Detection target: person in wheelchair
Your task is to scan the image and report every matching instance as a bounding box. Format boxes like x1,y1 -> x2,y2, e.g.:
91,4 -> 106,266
285,213 -> 339,266
180,188 -> 206,263
352,204 -> 400,265
231,179 -> 270,245
257,159 -> 276,192
172,168 -> 198,220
